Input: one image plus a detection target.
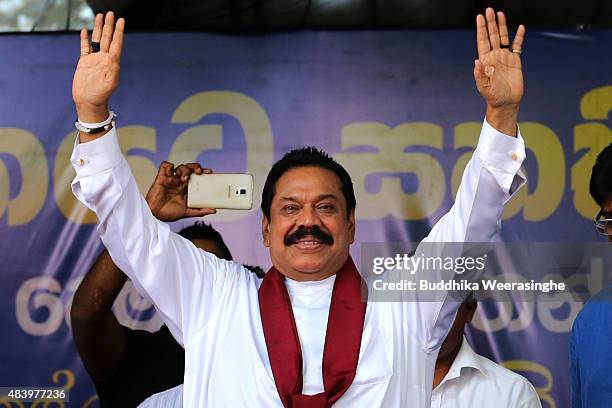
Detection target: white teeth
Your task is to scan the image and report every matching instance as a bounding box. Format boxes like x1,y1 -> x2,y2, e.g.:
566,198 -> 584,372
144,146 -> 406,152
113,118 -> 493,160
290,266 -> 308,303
296,240 -> 322,246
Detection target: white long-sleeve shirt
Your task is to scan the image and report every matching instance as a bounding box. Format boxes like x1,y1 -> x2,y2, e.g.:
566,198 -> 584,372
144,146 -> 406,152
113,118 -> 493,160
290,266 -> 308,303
70,119 -> 525,407
431,338 -> 541,408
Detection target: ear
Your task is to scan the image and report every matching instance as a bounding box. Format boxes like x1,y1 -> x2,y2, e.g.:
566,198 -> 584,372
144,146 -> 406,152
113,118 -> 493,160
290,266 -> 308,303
348,208 -> 356,244
262,214 -> 271,247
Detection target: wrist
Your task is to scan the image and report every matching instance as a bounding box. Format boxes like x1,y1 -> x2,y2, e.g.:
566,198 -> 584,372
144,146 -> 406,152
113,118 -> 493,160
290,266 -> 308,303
485,104 -> 520,137
76,103 -> 110,123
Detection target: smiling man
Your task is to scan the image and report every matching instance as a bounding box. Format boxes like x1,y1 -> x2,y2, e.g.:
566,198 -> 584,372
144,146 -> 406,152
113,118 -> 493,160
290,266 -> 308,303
261,149 -> 356,282
69,8 -> 526,407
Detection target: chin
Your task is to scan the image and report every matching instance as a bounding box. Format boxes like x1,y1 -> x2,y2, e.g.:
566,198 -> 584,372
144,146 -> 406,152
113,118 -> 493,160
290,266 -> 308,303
290,260 -> 327,274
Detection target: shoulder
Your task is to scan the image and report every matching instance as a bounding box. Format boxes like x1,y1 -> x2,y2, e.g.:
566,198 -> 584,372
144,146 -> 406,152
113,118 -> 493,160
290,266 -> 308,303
475,354 -> 540,403
574,285 -> 612,331
207,256 -> 264,295
580,286 -> 612,313
187,242 -> 262,284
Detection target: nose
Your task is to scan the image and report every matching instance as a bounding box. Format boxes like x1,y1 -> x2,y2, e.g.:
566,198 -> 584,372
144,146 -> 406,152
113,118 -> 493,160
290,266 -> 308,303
297,204 -> 321,228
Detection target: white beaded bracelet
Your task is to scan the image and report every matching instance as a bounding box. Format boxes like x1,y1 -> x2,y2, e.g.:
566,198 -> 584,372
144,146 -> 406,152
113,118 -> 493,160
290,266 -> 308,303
75,111 -> 116,134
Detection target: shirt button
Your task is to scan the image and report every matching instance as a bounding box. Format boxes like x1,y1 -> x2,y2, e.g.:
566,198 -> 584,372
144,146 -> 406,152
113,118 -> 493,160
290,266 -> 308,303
78,158 -> 86,166
511,153 -> 519,161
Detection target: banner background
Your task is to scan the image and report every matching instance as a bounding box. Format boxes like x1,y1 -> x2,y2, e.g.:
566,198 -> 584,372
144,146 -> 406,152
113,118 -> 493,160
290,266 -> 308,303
1,30 -> 611,407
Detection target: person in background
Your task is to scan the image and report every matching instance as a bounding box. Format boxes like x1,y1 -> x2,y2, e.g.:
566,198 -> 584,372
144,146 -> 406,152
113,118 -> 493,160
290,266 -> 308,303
71,221 -> 234,407
570,143 -> 612,408
432,296 -> 541,407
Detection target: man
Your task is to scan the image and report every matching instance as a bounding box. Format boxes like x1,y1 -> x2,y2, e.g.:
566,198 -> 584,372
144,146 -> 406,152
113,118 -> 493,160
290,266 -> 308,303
71,220 -> 234,407
69,8 -> 527,407
570,143 -> 612,408
432,297 -> 541,407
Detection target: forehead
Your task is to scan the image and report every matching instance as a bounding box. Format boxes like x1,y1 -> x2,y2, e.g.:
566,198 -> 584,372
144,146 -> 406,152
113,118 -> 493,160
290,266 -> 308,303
191,238 -> 223,258
274,166 -> 343,201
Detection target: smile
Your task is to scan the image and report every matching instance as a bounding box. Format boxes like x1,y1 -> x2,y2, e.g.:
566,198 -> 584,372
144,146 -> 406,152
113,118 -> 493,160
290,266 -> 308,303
293,238 -> 328,250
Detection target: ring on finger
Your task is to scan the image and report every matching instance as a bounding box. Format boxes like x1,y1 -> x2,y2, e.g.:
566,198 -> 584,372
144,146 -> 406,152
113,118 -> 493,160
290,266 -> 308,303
500,44 -> 510,49
511,48 -> 522,55
91,41 -> 101,53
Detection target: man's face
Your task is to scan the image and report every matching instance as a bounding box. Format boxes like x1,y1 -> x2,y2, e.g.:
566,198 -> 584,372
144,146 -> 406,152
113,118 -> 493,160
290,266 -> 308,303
262,166 -> 355,281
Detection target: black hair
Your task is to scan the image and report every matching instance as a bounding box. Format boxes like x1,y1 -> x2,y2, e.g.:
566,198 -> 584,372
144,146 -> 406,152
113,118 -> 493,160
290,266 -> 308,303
243,264 -> 266,279
590,143 -> 612,207
178,221 -> 233,261
261,147 -> 356,221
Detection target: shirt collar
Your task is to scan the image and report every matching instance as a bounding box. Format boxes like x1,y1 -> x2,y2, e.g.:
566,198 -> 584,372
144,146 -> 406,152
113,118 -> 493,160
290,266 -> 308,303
439,336 -> 488,385
284,274 -> 336,294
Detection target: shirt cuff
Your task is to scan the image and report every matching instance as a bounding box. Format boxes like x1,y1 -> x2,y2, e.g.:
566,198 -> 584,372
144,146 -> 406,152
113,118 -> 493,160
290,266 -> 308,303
70,128 -> 125,177
475,118 -> 527,195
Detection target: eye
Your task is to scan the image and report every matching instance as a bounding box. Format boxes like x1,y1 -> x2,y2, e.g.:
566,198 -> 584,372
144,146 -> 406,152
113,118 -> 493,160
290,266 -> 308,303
317,203 -> 336,212
282,204 -> 299,214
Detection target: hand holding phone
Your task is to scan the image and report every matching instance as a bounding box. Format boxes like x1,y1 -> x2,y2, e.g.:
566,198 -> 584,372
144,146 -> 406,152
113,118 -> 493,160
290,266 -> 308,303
187,173 -> 254,210
145,162 -> 217,222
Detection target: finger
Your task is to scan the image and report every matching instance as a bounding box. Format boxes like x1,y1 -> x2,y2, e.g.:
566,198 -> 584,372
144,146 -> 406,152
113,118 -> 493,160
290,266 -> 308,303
186,208 -> 217,218
511,24 -> 526,52
485,7 -> 500,49
91,13 -> 103,43
100,11 -> 115,53
476,14 -> 490,59
159,161 -> 175,177
80,28 -> 90,55
162,176 -> 182,188
184,163 -> 204,175
109,18 -> 125,60
174,164 -> 196,180
473,59 -> 488,88
497,11 -> 510,46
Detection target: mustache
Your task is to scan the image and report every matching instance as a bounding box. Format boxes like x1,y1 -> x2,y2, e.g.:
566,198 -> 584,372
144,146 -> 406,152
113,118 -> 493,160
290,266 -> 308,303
284,226 -> 334,246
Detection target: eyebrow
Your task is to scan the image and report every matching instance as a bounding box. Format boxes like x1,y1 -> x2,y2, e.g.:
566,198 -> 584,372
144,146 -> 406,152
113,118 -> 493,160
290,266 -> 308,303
278,194 -> 340,202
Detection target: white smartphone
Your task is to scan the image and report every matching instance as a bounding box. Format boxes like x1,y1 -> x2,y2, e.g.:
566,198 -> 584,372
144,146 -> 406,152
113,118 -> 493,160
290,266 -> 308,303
187,173 -> 254,210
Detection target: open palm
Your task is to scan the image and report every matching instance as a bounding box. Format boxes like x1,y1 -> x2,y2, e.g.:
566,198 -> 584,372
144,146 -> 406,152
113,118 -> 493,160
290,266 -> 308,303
474,9 -> 526,109
72,13 -> 124,119
73,50 -> 119,108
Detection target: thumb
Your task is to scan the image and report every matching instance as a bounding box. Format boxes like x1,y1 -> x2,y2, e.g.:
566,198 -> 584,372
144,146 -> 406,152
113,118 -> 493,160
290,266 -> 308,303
473,59 -> 490,92
473,59 -> 486,81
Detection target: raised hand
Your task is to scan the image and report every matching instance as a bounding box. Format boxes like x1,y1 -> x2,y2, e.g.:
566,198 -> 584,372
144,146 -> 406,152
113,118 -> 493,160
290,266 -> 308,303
145,162 -> 217,222
474,8 -> 526,136
73,12 -> 124,125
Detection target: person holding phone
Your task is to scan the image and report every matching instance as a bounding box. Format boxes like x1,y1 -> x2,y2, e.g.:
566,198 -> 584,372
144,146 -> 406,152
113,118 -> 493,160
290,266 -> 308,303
69,8 -> 526,407
71,221 -> 232,408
